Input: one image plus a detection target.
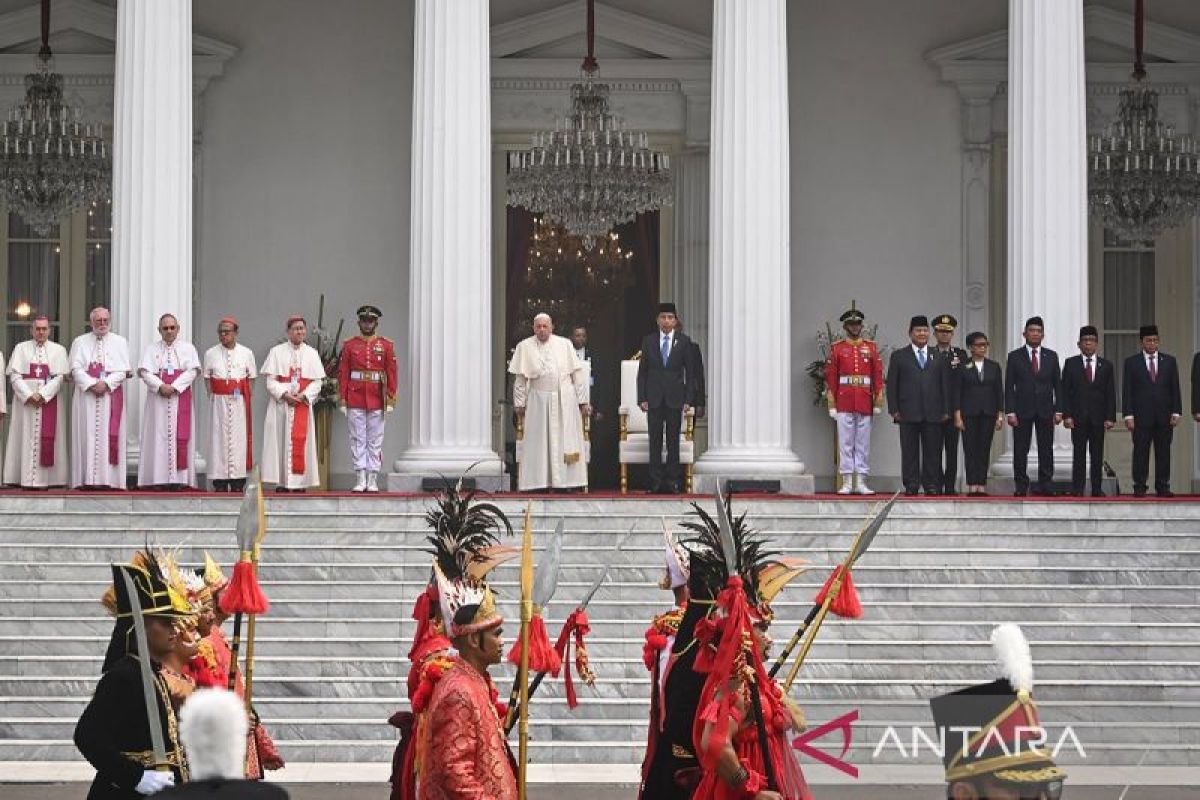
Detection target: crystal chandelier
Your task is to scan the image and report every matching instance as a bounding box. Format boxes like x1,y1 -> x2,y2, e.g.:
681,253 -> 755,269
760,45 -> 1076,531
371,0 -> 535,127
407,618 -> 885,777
0,0 -> 111,235
1088,0 -> 1200,241
513,216 -> 635,341
506,0 -> 671,249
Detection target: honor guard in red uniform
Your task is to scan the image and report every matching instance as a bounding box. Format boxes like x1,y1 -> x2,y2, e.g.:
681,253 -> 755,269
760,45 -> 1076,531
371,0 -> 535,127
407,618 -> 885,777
338,305 -> 398,492
824,303 -> 885,494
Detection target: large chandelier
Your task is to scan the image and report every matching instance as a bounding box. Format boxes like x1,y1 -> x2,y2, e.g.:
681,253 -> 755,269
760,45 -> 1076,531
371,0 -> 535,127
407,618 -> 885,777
506,0 -> 671,249
0,0 -> 111,235
1088,0 -> 1200,241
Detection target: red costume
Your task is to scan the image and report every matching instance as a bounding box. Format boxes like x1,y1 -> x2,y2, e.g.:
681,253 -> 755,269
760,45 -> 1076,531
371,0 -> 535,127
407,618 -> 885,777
824,338 -> 884,415
337,335 -> 398,411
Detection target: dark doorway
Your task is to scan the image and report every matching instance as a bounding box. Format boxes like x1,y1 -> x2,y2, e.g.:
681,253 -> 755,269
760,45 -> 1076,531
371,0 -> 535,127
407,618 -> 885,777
504,208 -> 659,490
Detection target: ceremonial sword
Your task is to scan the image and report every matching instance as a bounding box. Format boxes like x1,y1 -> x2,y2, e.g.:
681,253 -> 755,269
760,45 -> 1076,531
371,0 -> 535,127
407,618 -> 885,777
116,566 -> 170,772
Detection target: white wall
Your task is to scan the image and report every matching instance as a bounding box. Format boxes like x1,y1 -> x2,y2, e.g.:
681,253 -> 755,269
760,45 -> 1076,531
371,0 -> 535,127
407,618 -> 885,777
787,0 -> 1006,484
193,0 -> 414,483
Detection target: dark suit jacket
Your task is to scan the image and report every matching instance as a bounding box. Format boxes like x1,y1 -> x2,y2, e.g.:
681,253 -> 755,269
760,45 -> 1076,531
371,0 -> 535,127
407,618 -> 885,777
886,346 -> 952,423
1061,354 -> 1116,425
1004,346 -> 1061,420
1122,351 -> 1182,425
1191,352 -> 1200,416
637,330 -> 697,409
689,340 -> 707,408
957,358 -> 1004,418
933,345 -> 969,409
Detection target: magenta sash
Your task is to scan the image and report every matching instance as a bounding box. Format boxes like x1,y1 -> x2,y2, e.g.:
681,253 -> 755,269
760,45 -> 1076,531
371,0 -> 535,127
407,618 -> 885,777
159,370 -> 193,470
24,364 -> 56,468
86,363 -> 123,466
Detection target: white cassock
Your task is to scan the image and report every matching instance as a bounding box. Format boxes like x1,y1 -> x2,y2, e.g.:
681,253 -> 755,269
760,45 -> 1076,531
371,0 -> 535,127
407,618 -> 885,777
260,342 -> 325,489
137,339 -> 201,487
203,343 -> 258,481
68,332 -> 132,488
508,334 -> 589,491
5,340 -> 69,487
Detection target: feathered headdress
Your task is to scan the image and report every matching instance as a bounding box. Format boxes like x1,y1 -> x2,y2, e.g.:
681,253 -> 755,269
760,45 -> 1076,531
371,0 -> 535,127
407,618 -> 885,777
659,519 -> 691,591
677,499 -> 781,613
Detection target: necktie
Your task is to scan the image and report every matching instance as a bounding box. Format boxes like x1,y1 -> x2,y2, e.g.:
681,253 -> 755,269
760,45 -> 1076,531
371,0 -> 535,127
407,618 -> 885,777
661,335 -> 670,365
1085,358 -> 1093,383
978,362 -> 984,382
1031,349 -> 1040,374
1149,356 -> 1157,383
917,349 -> 927,369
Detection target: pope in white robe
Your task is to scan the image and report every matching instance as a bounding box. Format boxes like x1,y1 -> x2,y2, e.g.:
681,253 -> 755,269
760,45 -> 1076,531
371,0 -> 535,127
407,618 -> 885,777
136,315 -> 201,488
509,314 -> 590,491
68,308 -> 132,488
203,318 -> 258,486
4,318 -> 69,487
261,317 -> 326,490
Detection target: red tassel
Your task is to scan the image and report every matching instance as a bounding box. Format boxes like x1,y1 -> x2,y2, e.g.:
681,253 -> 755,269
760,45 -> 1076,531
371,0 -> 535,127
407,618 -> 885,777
219,560 -> 269,615
643,630 -> 668,671
814,565 -> 863,619
507,614 -> 561,675
552,610 -> 592,709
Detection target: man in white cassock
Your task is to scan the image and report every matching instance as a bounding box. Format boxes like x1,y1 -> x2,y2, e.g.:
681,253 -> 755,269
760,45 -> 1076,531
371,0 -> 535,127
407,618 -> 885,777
68,307 -> 132,489
137,314 -> 201,489
261,315 -> 326,491
509,313 -> 591,491
5,315 -> 68,488
203,317 -> 258,492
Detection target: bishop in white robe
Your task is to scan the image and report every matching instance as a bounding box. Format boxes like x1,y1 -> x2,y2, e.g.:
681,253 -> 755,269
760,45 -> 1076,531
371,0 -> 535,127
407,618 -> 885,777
137,315 -> 201,488
509,314 -> 590,491
4,317 -> 69,487
203,317 -> 258,490
261,316 -> 326,490
68,308 -> 132,489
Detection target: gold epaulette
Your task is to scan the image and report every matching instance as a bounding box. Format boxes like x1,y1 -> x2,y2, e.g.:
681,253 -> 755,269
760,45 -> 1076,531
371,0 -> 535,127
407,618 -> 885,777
651,606 -> 685,636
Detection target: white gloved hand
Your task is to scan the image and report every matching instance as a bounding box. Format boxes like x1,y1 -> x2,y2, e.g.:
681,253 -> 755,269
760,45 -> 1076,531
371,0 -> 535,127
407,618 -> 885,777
338,405 -> 347,417
135,770 -> 174,795
385,405 -> 394,416
873,407 -> 882,415
828,409 -> 838,420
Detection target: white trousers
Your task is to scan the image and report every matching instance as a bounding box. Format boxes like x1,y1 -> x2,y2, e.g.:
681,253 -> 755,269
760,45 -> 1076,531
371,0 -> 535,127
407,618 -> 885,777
348,408 -> 385,471
836,412 -> 872,475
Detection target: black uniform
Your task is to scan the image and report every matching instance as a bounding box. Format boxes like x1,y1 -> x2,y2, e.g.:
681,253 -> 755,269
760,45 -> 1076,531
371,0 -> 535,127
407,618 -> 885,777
932,344 -> 969,493
156,780 -> 290,799
1122,350 -> 1182,495
74,655 -> 187,800
1061,353 -> 1116,496
957,358 -> 1004,487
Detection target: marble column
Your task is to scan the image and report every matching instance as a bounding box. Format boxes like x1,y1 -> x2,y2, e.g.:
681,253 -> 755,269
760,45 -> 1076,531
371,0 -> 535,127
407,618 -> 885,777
111,0 -> 193,472
693,0 -> 810,493
391,0 -> 503,489
671,150 -> 710,350
959,87 -> 996,340
992,0 -> 1088,483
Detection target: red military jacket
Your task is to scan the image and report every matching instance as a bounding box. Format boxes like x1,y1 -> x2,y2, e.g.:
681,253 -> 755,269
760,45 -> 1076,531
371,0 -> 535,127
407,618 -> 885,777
338,335 -> 398,411
824,338 -> 885,415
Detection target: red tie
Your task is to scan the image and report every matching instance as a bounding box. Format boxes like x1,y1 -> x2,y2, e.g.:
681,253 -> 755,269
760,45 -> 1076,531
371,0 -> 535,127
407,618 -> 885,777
1149,356 -> 1157,383
1031,349 -> 1039,374
1085,358 -> 1093,383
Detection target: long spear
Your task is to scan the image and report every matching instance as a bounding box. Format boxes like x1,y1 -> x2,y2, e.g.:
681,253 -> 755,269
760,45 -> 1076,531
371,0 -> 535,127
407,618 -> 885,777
516,502 -> 534,800
778,492 -> 898,692
242,473 -> 269,708
220,469 -> 270,710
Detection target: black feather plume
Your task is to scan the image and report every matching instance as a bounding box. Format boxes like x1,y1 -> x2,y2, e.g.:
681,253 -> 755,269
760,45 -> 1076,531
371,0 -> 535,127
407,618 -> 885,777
423,476 -> 514,580
676,494 -> 778,603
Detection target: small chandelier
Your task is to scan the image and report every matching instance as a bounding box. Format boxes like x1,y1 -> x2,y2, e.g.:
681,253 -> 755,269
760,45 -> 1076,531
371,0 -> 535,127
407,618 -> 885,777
1088,0 -> 1200,241
506,0 -> 671,249
0,0 -> 111,235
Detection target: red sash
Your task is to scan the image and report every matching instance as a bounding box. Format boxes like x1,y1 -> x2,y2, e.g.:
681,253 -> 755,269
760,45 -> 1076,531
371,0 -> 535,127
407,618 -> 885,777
24,364 -> 57,468
159,370 -> 193,470
277,372 -> 314,475
211,377 -> 254,471
86,363 -> 123,465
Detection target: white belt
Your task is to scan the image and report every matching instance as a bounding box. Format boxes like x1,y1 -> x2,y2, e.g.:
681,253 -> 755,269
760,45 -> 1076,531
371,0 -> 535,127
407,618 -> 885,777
350,370 -> 384,382
838,375 -> 872,386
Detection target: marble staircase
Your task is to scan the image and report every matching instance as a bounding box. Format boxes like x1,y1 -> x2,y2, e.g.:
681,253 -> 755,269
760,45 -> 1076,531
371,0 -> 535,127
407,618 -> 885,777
0,494 -> 1198,777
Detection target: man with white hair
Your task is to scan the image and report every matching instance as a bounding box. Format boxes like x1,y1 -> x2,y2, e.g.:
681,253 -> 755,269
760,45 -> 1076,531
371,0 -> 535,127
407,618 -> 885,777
508,313 -> 590,491
156,688 -> 289,798
68,306 -> 132,488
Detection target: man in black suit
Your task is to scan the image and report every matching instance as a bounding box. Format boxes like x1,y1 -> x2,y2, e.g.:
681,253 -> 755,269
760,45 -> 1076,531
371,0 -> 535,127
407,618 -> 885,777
570,325 -> 601,419
1061,326 -> 1116,497
1122,324 -> 1182,497
1005,316 -> 1063,496
886,315 -> 952,495
637,302 -> 698,493
1191,349 -> 1200,426
676,315 -> 707,419
931,314 -> 969,494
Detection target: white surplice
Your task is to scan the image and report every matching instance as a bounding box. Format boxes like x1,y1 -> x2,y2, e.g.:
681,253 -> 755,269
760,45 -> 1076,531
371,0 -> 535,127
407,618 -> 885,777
508,334 -> 588,491
68,332 -> 132,488
260,342 -> 325,489
5,340 -> 69,487
203,343 -> 258,481
137,339 -> 201,487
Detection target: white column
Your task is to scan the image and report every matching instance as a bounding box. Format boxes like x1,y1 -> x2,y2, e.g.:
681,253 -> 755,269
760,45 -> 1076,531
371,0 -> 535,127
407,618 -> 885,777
391,0 -> 502,489
693,0 -> 810,493
993,0 -> 1088,482
959,87 -> 996,339
671,149 -> 710,349
111,0 -> 193,472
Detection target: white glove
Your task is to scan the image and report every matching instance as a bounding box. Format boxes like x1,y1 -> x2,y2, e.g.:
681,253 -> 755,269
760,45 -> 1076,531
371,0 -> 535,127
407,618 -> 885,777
338,405 -> 347,417
135,770 -> 174,795
385,405 -> 394,416
828,409 -> 838,420
873,407 -> 882,415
